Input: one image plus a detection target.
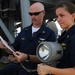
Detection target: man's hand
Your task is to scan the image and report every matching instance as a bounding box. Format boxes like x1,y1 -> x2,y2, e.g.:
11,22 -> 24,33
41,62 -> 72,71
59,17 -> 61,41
8,55 -> 17,62
37,64 -> 50,75
0,41 -> 6,49
13,51 -> 27,63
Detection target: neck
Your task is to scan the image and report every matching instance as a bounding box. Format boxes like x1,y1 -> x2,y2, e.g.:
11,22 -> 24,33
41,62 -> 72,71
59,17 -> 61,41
33,24 -> 42,28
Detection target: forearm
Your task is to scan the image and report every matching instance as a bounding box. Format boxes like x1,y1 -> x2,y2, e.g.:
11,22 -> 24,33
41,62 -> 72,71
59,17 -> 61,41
13,51 -> 41,63
29,55 -> 41,63
48,66 -> 75,75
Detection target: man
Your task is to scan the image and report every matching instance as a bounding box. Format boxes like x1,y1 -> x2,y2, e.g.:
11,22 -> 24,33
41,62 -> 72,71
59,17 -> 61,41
0,2 -> 56,75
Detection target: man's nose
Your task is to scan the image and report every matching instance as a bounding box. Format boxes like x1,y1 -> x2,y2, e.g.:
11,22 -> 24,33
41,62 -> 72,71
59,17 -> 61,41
31,14 -> 35,17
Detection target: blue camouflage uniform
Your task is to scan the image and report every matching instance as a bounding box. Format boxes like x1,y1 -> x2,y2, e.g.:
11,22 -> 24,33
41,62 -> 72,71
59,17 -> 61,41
0,23 -> 56,75
57,25 -> 75,68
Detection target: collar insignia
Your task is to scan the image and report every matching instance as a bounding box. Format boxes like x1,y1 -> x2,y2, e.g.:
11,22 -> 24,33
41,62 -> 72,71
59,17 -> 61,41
42,31 -> 45,33
21,38 -> 25,40
61,43 -> 66,47
67,35 -> 69,38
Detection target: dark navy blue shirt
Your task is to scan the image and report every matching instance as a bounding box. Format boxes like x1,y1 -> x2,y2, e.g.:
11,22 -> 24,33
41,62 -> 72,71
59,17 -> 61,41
12,23 -> 56,69
57,25 -> 75,68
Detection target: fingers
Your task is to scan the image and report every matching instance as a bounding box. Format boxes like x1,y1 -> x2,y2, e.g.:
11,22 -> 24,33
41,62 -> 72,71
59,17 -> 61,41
15,51 -> 21,54
13,51 -> 20,57
37,64 -> 42,75
38,63 -> 44,67
37,64 -> 47,75
0,41 -> 6,49
37,69 -> 41,75
8,55 -> 16,61
12,52 -> 21,62
13,51 -> 26,62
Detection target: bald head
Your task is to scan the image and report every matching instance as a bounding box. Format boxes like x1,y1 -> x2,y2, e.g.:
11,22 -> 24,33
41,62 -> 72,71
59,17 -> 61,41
29,2 -> 45,12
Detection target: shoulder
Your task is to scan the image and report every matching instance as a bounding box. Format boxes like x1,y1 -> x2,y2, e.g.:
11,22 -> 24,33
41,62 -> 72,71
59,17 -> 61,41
16,25 -> 31,38
20,25 -> 31,33
44,25 -> 56,38
44,25 -> 55,34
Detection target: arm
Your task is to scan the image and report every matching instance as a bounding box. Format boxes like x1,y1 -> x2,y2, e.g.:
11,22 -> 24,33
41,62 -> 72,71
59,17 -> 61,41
13,51 -> 41,63
0,42 -> 16,62
0,41 -> 6,49
0,35 -> 16,54
29,54 -> 41,63
37,64 -> 75,75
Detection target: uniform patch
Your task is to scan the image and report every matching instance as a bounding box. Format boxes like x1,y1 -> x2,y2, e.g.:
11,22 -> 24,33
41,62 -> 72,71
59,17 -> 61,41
21,38 -> 25,40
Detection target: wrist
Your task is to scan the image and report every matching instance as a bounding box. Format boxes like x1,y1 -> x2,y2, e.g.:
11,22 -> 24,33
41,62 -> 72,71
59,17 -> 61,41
26,54 -> 30,61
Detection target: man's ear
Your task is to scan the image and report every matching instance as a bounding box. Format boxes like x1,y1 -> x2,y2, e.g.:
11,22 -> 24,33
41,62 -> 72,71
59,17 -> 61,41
43,10 -> 45,16
72,13 -> 75,20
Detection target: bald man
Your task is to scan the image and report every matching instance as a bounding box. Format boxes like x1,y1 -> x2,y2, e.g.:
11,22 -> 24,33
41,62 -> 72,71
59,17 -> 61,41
0,2 -> 56,75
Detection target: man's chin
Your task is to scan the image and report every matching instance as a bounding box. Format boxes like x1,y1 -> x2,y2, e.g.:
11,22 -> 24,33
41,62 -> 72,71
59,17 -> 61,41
33,22 -> 39,25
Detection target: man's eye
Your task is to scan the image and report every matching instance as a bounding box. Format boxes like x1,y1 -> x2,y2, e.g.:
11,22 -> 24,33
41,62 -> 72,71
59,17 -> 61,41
60,14 -> 64,17
56,16 -> 58,19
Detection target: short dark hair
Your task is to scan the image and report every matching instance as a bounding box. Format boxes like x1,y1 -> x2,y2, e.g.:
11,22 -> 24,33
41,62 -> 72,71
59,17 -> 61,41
55,1 -> 75,14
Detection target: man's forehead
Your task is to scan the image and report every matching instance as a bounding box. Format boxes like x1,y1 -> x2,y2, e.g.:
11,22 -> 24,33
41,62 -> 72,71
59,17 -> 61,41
30,2 -> 42,7
29,6 -> 41,12
29,2 -> 44,12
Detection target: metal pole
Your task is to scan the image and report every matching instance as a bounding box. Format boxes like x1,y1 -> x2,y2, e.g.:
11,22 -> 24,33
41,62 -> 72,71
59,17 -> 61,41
20,0 -> 31,28
0,18 -> 14,43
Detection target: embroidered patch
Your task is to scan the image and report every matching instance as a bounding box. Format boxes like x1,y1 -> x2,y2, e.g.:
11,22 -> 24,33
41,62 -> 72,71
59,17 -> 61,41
61,43 -> 66,50
61,43 -> 66,46
42,31 -> 45,33
38,41 -> 41,43
39,38 -> 45,41
67,35 -> 69,38
21,38 -> 25,40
